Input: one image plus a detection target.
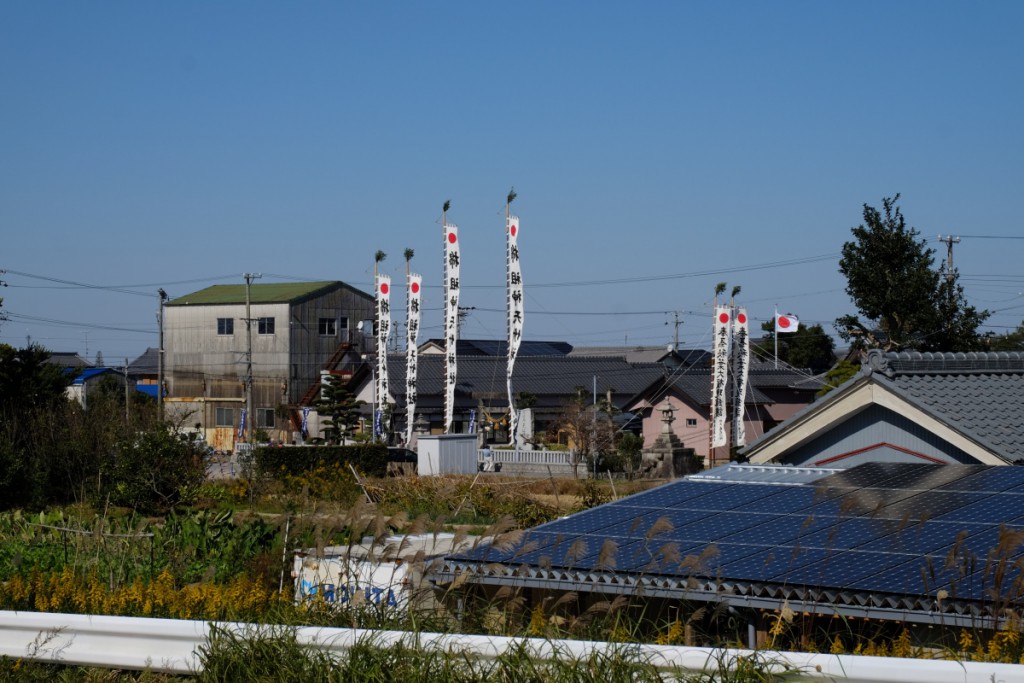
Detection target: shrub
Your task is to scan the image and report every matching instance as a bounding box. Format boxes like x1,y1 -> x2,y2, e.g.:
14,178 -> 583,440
104,426 -> 206,513
254,444 -> 390,479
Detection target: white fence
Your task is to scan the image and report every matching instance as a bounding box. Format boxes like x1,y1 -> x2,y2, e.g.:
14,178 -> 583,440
479,449 -> 575,466
1,611 -> 1022,681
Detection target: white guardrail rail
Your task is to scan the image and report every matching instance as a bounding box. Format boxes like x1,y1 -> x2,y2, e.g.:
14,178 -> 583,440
0,610 -> 1022,682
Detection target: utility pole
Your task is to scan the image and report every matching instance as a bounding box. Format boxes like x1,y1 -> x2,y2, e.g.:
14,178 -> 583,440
124,357 -> 130,423
157,288 -> 168,422
666,311 -> 683,350
938,235 -> 960,284
244,273 -> 262,446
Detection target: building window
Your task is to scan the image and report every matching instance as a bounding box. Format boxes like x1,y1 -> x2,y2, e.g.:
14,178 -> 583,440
257,408 -> 275,428
257,317 -> 275,335
685,418 -> 698,428
215,407 -> 234,427
217,318 -> 234,335
339,316 -> 349,332
319,318 -> 337,336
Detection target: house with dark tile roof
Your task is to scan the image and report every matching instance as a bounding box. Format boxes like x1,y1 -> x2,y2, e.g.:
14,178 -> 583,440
624,359 -> 823,468
350,353 -> 669,444
569,345 -> 711,369
127,347 -> 161,399
418,339 -> 574,357
743,350 -> 1024,466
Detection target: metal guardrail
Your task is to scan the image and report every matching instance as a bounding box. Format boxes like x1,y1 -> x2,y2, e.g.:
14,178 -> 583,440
1,611 -> 1022,681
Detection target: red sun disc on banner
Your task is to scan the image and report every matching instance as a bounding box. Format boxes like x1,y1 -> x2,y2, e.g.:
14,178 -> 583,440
778,316 -> 793,329
719,312 -> 730,324
448,232 -> 457,244
737,312 -> 747,324
411,282 -> 420,294
510,224 -> 517,237
380,283 -> 389,294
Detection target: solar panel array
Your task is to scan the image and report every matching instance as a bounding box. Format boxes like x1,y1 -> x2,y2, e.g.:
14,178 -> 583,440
453,463 -> 1024,603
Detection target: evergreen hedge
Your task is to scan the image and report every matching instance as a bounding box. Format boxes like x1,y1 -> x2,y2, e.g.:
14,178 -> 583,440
253,444 -> 391,478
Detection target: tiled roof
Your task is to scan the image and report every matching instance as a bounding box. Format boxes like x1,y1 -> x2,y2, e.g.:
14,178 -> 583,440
628,364 -> 818,408
127,347 -> 159,375
166,281 -> 370,306
387,355 -> 667,400
570,346 -> 711,366
420,339 -> 574,357
866,351 -> 1024,462
46,352 -> 92,368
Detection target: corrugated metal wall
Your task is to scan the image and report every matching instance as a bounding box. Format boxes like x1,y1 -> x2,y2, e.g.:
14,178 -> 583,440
164,284 -> 373,442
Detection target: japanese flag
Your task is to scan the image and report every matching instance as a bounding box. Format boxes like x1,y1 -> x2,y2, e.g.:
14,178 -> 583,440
775,313 -> 800,333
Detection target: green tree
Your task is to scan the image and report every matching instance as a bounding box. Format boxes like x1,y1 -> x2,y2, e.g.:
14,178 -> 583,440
105,424 -> 206,513
756,321 -> 836,373
836,194 -> 988,351
817,359 -> 860,397
317,375 -> 364,444
609,432 -> 643,476
0,344 -> 76,508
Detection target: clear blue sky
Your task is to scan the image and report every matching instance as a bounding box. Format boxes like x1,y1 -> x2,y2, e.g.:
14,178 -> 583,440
2,2 -> 1022,363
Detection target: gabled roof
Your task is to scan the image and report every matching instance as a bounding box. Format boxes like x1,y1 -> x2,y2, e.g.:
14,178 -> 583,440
127,347 -> 159,375
625,363 -> 819,411
437,462 -> 1024,629
166,281 -> 371,307
743,351 -> 1024,465
569,346 -> 711,366
46,352 -> 93,369
419,339 -> 574,357
385,354 -> 667,402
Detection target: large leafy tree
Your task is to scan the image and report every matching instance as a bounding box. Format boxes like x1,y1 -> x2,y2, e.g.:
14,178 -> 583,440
836,195 -> 988,351
0,344 -> 76,507
756,321 -> 836,373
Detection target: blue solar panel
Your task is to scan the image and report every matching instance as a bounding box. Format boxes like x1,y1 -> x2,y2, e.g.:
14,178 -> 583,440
609,481 -> 719,509
668,484 -> 787,511
937,467 -> 1024,493
845,554 -> 955,594
796,517 -> 900,550
858,521 -> 987,554
782,549 -> 915,588
739,486 -> 832,513
933,497 -> 1015,523
877,490 -> 988,521
445,462 -> 1024,613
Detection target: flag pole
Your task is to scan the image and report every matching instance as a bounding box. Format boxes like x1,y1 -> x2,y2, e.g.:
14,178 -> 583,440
728,285 -> 740,461
442,200 -> 452,434
774,304 -> 778,370
505,187 -> 518,446
709,282 -> 726,468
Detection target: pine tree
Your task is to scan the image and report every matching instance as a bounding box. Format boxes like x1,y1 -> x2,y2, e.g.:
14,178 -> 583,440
836,195 -> 988,351
317,374 -> 364,445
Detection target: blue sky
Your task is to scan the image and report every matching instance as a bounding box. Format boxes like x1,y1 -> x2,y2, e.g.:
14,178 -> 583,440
2,2 -> 1022,362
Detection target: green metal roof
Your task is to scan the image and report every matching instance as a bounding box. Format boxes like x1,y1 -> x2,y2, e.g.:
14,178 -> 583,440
167,281 -> 354,306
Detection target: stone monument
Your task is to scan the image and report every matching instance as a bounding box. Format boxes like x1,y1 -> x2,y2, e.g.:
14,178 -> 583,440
640,400 -> 702,478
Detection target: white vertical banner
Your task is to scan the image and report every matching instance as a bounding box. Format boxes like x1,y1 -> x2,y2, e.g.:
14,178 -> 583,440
506,214 -> 524,444
444,224 -> 460,433
404,273 -> 422,445
376,274 -> 392,438
710,306 -> 731,448
730,308 -> 750,448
